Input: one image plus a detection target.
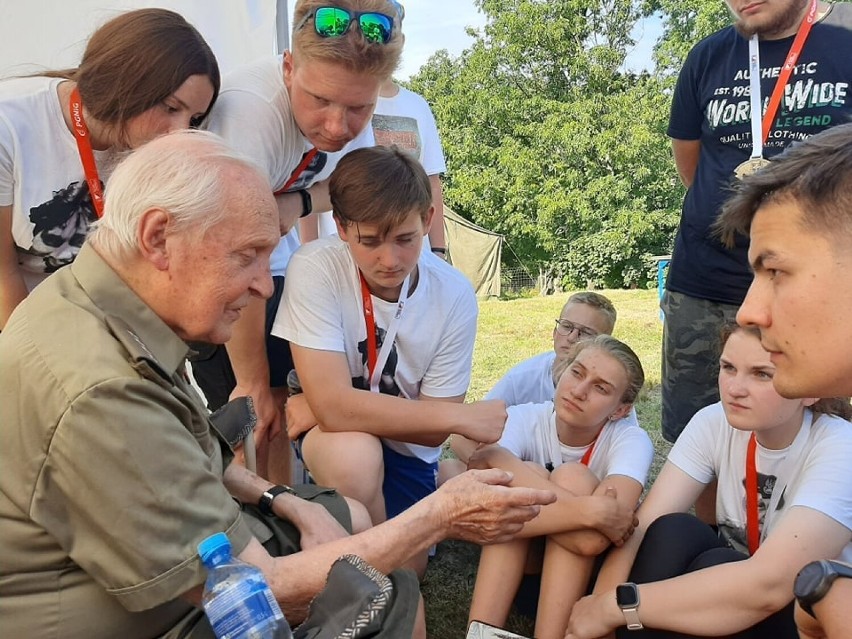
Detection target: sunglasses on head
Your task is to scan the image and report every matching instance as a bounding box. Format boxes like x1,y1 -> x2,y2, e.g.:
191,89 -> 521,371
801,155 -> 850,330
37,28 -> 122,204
295,7 -> 394,44
390,1 -> 405,22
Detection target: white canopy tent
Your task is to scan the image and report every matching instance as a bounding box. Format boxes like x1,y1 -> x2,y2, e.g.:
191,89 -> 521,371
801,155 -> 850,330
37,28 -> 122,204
0,0 -> 290,77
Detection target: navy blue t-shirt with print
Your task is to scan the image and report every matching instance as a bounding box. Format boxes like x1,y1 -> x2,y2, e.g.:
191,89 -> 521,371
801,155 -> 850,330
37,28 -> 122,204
666,4 -> 852,305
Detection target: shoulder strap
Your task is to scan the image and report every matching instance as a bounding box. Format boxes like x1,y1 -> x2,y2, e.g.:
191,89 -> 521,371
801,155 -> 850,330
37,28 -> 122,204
104,315 -> 172,387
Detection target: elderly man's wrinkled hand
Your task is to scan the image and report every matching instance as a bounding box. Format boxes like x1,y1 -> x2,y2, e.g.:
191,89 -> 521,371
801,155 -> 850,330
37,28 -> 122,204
435,468 -> 555,545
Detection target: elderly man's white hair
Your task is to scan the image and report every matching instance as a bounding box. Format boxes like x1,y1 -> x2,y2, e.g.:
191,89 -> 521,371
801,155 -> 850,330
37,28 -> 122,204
89,129 -> 269,258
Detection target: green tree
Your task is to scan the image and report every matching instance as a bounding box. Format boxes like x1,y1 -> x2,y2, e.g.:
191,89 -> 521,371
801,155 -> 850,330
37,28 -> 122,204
408,0 -> 716,288
642,0 -> 730,77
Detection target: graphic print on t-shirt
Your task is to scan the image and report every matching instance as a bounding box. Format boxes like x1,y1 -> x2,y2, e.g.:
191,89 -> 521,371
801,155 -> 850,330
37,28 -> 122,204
372,114 -> 422,159
704,61 -> 850,153
352,325 -> 402,397
285,149 -> 329,191
719,471 -> 778,554
27,180 -> 97,272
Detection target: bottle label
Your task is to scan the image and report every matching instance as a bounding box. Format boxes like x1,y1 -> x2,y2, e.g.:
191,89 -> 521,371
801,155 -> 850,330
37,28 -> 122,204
204,577 -> 285,638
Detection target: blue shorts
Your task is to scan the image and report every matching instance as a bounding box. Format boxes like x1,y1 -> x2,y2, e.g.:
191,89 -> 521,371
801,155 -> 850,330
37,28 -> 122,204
381,442 -> 438,519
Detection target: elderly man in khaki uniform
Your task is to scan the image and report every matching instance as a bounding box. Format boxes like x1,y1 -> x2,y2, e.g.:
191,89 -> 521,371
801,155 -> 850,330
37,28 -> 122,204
0,130 -> 555,639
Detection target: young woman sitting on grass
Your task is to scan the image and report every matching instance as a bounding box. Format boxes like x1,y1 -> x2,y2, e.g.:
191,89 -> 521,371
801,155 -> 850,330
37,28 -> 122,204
462,335 -> 653,639
565,323 -> 852,639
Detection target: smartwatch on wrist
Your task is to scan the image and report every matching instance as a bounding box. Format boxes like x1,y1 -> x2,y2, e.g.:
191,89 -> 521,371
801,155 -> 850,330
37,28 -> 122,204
616,582 -> 643,630
258,484 -> 296,516
794,559 -> 852,618
295,189 -> 312,218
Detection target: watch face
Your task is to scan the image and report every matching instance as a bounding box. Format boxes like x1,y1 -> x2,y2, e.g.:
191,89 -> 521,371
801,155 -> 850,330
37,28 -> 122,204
794,561 -> 828,599
616,583 -> 640,608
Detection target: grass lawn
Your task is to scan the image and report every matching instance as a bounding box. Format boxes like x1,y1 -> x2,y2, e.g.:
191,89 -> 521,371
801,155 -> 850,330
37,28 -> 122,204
422,289 -> 672,639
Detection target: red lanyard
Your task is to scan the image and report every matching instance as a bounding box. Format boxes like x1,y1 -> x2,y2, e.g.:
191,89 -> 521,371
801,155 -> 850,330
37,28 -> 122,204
745,432 -> 760,555
580,437 -> 597,467
761,0 -> 819,144
69,87 -> 105,218
274,147 -> 318,195
359,272 -> 378,381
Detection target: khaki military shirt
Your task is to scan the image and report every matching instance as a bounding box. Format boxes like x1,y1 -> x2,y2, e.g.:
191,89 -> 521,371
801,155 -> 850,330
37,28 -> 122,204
0,244 -> 254,638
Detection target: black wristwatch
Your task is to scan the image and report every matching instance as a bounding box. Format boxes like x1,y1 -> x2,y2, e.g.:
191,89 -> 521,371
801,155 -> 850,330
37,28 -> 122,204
616,582 -> 643,630
295,189 -> 312,218
794,559 -> 852,618
258,484 -> 296,516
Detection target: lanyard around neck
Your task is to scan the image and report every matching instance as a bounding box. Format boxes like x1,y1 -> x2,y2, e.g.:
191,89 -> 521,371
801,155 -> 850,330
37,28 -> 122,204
745,433 -> 761,555
580,437 -> 597,466
69,87 -> 105,218
359,271 -> 410,393
747,0 -> 819,159
274,147 -> 318,195
744,412 -> 812,555
578,416 -> 615,466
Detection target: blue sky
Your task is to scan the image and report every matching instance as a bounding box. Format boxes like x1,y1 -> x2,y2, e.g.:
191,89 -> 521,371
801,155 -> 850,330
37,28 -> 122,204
397,3 -> 665,80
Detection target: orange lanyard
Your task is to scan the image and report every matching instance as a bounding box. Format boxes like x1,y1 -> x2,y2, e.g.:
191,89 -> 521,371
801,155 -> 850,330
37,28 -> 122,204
760,0 -> 819,144
274,147 -> 318,195
69,87 -> 104,218
358,271 -> 409,393
745,432 -> 760,555
359,272 -> 378,382
580,437 -> 597,467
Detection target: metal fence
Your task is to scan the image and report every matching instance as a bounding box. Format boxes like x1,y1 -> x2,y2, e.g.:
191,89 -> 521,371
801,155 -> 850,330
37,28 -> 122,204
501,266 -> 538,295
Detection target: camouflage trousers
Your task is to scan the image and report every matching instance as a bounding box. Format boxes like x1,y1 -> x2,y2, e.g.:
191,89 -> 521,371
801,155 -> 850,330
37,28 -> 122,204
661,290 -> 739,443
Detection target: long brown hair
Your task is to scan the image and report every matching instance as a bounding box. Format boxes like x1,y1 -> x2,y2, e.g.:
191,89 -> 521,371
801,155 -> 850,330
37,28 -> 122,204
40,9 -> 219,144
719,322 -> 852,419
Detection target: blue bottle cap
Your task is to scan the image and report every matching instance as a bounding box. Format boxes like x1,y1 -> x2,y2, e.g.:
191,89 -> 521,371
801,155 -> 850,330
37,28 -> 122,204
198,532 -> 231,563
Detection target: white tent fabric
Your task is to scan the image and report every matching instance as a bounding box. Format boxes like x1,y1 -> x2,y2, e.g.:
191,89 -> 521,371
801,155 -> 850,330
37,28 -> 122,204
0,0 -> 281,77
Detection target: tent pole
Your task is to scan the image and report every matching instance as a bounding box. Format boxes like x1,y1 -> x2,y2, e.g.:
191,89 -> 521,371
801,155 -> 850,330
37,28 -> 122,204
276,0 -> 290,53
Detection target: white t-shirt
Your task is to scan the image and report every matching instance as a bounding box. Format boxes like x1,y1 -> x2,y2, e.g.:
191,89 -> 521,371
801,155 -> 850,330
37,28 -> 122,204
486,351 -> 557,405
273,237 -> 477,463
371,86 -> 446,176
0,76 -> 119,290
204,56 -> 374,276
669,403 -> 852,562
497,401 -> 654,486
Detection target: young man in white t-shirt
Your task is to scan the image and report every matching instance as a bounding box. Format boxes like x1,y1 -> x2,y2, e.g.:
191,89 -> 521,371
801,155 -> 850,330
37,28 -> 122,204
272,145 -> 507,575
191,0 -> 399,477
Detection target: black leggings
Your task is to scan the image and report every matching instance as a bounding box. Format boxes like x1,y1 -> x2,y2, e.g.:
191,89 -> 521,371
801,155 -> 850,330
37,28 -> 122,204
616,513 -> 796,639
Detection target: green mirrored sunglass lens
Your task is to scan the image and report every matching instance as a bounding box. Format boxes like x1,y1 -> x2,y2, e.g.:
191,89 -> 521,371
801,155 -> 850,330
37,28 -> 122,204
359,15 -> 391,42
315,8 -> 350,35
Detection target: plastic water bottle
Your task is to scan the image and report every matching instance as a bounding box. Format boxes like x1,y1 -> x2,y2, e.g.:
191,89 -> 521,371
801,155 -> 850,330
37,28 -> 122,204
198,533 -> 293,639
